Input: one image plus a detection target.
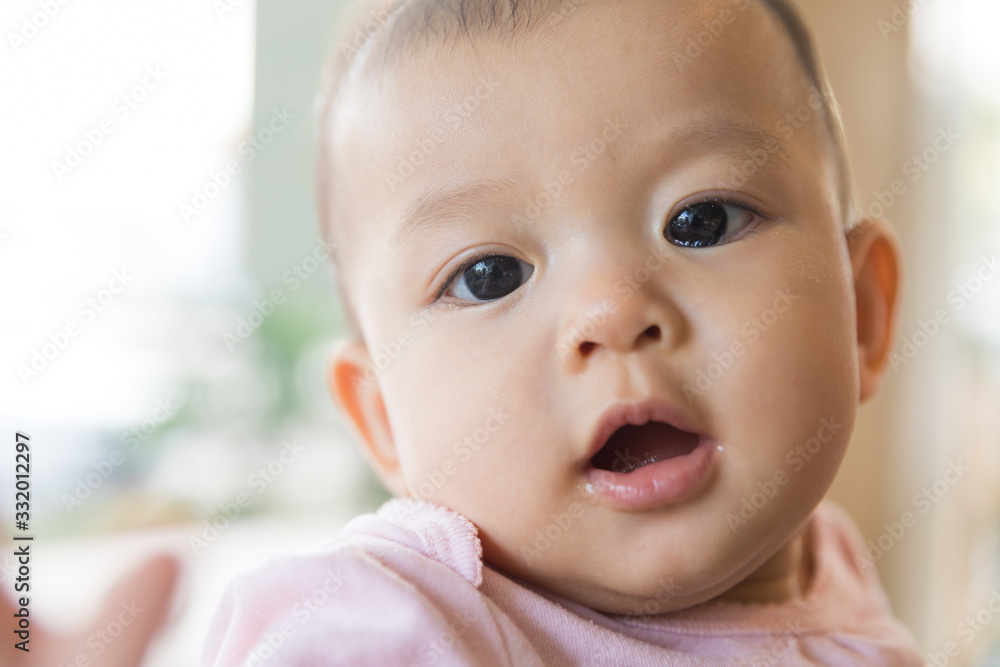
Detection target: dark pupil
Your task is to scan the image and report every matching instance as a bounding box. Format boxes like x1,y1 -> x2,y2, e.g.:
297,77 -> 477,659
668,202 -> 728,247
465,256 -> 522,301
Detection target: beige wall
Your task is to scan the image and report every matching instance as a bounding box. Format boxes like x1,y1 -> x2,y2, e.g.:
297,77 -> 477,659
799,1 -> 999,662
791,0 -> 916,621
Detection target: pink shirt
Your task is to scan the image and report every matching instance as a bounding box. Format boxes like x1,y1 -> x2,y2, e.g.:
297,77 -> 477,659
204,499 -> 924,666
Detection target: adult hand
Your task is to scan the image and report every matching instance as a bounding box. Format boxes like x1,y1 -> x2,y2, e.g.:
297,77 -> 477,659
2,552 -> 179,667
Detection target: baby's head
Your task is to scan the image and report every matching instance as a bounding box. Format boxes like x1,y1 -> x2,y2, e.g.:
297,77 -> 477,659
320,0 -> 903,613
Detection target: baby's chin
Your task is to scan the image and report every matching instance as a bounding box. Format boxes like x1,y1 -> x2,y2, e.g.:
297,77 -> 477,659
484,508 -> 812,616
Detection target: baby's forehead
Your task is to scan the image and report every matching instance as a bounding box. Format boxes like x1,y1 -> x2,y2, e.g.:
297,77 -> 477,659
333,0 -> 828,189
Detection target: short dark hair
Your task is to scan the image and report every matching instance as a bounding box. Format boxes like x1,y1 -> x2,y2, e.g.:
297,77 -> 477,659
316,0 -> 856,337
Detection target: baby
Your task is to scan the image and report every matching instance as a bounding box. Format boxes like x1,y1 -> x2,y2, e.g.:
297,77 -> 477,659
205,0 -> 925,663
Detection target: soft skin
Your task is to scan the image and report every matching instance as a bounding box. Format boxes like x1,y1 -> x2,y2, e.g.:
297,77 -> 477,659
325,0 -> 903,614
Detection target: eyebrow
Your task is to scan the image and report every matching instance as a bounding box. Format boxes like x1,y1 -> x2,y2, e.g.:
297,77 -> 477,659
614,115 -> 794,178
387,117 -> 793,255
388,177 -> 523,256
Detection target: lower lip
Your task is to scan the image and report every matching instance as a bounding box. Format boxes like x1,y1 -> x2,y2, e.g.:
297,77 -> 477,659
585,438 -> 718,511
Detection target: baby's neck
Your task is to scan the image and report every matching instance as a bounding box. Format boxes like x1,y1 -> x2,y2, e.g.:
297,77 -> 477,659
716,525 -> 814,604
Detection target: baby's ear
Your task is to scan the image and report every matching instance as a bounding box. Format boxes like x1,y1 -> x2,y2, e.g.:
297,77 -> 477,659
326,338 -> 408,495
846,217 -> 905,403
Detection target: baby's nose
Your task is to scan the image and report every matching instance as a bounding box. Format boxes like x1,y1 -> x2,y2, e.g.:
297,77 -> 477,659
555,261 -> 686,370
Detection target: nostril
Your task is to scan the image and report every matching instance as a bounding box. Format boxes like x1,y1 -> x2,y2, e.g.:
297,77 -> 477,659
579,341 -> 596,357
644,325 -> 661,341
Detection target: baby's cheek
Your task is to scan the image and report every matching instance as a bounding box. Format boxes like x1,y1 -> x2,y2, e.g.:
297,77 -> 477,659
713,265 -> 857,511
397,417 -> 508,507
383,340 -> 509,495
393,389 -> 551,528
398,409 -> 573,566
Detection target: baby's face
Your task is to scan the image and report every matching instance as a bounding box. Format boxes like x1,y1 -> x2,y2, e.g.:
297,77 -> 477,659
329,0 -> 862,612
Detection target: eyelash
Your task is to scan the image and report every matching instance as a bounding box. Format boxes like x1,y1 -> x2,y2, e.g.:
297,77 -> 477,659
674,195 -> 769,223
433,250 -> 501,302
431,197 -> 769,303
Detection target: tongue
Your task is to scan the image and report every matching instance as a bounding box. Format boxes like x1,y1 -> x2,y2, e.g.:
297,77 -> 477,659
591,422 -> 700,474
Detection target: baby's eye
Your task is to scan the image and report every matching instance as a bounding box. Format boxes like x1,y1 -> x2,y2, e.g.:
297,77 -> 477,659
664,200 -> 758,248
444,254 -> 534,303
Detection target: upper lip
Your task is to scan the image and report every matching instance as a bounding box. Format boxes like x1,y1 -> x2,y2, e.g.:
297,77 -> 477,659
583,397 -> 704,467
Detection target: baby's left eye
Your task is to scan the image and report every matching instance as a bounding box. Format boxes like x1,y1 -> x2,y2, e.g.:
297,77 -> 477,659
664,200 -> 758,248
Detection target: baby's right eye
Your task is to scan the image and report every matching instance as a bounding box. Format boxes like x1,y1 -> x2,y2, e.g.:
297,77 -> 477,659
441,254 -> 534,303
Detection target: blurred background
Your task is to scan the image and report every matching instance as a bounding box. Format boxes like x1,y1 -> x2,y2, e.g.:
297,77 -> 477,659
0,0 -> 998,664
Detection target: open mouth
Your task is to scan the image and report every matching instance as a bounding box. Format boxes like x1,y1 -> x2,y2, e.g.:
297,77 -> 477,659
589,421 -> 701,474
